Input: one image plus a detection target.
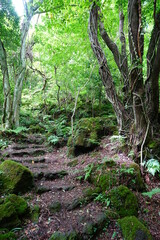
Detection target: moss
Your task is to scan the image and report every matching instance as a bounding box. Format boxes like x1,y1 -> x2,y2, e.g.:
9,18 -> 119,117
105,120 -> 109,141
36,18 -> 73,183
0,202 -> 20,228
0,232 -> 16,240
90,165 -> 118,192
118,216 -> 152,240
5,194 -> 28,217
105,210 -> 119,220
67,117 -> 116,156
83,187 -> 101,198
107,185 -> 138,218
147,140 -> 158,149
103,158 -> 117,167
0,160 -> 34,194
49,202 -> 61,213
67,159 -> 78,167
0,194 -> 29,229
120,163 -> 145,191
31,205 -> 40,223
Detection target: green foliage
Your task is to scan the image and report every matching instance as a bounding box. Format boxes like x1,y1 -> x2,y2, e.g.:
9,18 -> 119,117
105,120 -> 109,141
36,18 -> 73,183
48,135 -> 60,145
0,138 -> 8,150
7,127 -> 28,134
0,0 -> 20,47
95,193 -> 110,206
84,163 -> 94,181
145,159 -> 160,176
142,188 -> 160,198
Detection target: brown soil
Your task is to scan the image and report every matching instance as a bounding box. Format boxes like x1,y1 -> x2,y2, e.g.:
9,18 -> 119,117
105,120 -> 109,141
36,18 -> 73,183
1,134 -> 160,240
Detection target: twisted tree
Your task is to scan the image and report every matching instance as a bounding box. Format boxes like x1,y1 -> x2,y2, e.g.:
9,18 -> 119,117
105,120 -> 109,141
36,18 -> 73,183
88,0 -> 160,151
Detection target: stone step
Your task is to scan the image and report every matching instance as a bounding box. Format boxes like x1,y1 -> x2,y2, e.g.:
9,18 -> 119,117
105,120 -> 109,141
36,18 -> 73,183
36,185 -> 75,194
34,170 -> 68,180
12,144 -> 45,150
10,157 -> 46,164
5,149 -> 47,158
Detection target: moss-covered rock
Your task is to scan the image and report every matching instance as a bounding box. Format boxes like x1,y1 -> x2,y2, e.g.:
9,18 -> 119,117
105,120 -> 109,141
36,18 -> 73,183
67,117 -> 116,156
0,194 -> 29,229
118,216 -> 152,240
0,201 -> 20,228
119,163 -> 145,191
89,163 -> 118,192
0,232 -> 16,240
0,160 -> 33,194
107,185 -> 138,218
5,194 -> 28,216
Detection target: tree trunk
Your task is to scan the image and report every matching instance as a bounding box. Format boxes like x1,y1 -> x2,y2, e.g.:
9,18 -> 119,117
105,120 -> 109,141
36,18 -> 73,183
0,40 -> 12,129
88,3 -> 129,132
0,0 -> 44,129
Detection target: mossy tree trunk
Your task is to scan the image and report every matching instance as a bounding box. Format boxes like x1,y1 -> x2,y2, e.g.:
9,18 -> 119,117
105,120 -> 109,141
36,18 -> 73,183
88,1 -> 160,151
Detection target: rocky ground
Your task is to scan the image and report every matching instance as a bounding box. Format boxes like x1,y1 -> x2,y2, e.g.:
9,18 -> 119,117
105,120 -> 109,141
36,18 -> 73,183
1,134 -> 160,240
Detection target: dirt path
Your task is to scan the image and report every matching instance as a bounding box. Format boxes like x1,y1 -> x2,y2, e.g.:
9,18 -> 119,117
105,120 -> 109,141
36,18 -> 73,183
2,134 -> 160,239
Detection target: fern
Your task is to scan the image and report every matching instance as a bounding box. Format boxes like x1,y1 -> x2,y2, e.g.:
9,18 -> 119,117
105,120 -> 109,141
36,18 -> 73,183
142,188 -> 160,198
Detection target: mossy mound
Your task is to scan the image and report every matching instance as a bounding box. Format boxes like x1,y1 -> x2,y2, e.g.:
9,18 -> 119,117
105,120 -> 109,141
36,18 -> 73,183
49,231 -> 79,240
0,160 -> 33,194
119,163 -> 145,191
0,194 -> 29,229
0,232 -> 16,240
107,185 -> 138,218
89,163 -> 118,192
118,216 -> 152,240
67,117 -> 116,156
86,160 -> 144,192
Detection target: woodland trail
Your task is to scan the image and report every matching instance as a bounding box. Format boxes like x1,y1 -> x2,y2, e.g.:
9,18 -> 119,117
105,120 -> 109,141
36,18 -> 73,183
2,134 -> 160,240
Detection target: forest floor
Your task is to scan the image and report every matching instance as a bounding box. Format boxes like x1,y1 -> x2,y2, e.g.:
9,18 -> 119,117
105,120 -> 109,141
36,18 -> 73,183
2,134 -> 160,240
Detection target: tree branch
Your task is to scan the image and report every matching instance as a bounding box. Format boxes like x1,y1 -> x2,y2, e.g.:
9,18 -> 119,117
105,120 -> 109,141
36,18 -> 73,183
88,3 -> 128,130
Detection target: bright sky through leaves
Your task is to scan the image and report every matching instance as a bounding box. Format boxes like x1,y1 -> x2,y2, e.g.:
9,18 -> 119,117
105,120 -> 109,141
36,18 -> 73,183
12,0 -> 24,16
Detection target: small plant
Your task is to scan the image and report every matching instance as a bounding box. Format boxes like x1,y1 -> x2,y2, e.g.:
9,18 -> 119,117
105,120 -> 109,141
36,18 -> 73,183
95,193 -> 110,206
48,135 -> 59,145
118,167 -> 134,175
84,163 -> 94,180
145,159 -> 160,176
0,139 -> 8,149
142,188 -> 160,198
110,135 -> 126,143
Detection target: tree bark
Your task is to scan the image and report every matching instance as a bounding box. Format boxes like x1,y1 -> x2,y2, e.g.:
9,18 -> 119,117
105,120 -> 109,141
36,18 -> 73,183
145,12 -> 160,123
128,0 -> 147,146
88,3 -> 129,132
0,0 -> 44,129
0,39 -> 12,129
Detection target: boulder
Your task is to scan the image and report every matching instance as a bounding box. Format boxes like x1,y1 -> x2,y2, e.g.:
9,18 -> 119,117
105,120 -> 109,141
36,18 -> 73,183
118,216 -> 152,240
67,117 -> 116,156
0,194 -> 29,229
119,163 -> 145,191
0,160 -> 33,194
88,163 -> 118,192
107,185 -> 138,218
0,232 -> 16,240
87,160 -> 145,192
